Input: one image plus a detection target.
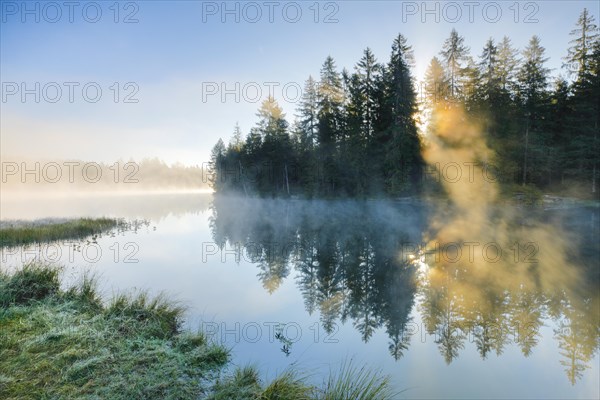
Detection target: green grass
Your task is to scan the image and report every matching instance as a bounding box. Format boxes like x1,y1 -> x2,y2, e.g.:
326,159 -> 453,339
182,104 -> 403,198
320,360 -> 397,400
0,218 -> 121,247
0,263 -> 229,399
0,263 -> 61,307
0,263 -> 399,399
209,367 -> 314,400
209,361 -> 398,400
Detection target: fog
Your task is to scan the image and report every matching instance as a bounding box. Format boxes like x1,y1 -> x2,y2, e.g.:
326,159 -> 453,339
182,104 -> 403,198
0,157 -> 210,195
0,191 -> 211,221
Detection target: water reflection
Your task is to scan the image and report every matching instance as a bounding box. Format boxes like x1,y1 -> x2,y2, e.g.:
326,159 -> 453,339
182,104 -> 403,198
0,219 -> 153,272
209,195 -> 599,385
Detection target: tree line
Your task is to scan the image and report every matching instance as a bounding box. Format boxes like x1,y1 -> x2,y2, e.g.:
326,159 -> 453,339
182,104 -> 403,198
210,8 -> 600,198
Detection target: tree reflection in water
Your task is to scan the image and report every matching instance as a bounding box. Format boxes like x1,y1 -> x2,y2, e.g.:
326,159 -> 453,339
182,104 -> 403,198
209,196 -> 599,385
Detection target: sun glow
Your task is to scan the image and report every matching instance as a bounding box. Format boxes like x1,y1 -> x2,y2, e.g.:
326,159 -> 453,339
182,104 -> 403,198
414,103 -> 430,137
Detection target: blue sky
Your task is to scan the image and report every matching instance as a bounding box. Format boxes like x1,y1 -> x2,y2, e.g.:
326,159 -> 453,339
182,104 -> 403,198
1,0 -> 599,165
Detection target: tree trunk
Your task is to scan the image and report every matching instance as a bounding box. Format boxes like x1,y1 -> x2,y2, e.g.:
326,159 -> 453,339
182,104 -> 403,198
285,164 -> 290,196
522,120 -> 529,186
593,125 -> 597,194
239,161 -> 248,196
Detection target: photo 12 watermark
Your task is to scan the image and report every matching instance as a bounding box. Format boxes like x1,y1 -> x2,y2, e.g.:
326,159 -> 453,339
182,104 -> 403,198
1,1 -> 140,23
0,241 -> 140,265
199,239 -> 539,265
1,82 -> 139,104
1,161 -> 140,184
200,319 -> 542,349
201,1 -> 339,24
400,1 -> 540,24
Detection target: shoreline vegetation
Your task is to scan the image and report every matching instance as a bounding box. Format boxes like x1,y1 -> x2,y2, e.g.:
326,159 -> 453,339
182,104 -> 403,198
0,263 -> 397,399
211,189 -> 600,208
209,8 -> 599,201
0,218 -> 122,248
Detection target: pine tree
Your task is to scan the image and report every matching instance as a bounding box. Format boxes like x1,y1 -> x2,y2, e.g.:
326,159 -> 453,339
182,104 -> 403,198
517,36 -> 551,185
424,57 -> 449,107
440,29 -> 470,100
496,36 -> 519,94
294,76 -> 320,194
209,138 -> 226,192
317,56 -> 344,195
354,48 -> 382,140
387,34 -> 416,127
478,38 -> 501,103
229,122 -> 243,152
564,10 -> 600,193
518,36 -> 550,118
564,8 -> 599,81
255,97 -> 292,196
383,34 -> 422,194
296,76 -> 319,150
462,55 -> 480,111
488,36 -> 521,182
352,48 -> 386,193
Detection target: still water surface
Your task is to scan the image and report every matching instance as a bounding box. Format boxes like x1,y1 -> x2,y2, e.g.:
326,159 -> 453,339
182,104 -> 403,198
1,192 -> 598,399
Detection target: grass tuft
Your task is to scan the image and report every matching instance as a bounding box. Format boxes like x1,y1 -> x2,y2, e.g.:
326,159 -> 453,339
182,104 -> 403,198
106,290 -> 185,339
261,369 -> 314,399
0,262 -> 61,307
63,272 -> 103,311
319,359 -> 397,400
208,365 -> 263,400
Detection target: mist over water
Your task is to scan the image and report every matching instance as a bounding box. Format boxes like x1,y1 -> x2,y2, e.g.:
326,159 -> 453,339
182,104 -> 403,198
1,191 -> 598,398
0,191 -> 212,221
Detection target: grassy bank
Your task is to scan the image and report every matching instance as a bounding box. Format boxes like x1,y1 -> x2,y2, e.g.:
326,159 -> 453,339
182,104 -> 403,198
0,218 -> 121,247
0,263 -> 229,399
0,263 -> 396,399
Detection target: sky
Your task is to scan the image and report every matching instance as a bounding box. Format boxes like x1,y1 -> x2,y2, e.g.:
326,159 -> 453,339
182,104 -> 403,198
1,0 -> 599,166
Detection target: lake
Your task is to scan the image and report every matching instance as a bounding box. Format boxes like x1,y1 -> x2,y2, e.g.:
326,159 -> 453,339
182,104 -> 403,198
1,192 -> 598,399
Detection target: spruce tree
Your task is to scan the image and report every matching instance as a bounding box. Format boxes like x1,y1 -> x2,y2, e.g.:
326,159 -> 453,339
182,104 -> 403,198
440,29 -> 470,100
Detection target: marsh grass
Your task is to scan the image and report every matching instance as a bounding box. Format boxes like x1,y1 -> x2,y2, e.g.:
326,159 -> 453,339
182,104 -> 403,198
320,360 -> 397,400
0,263 -> 398,399
209,361 -> 399,400
0,263 -> 229,399
106,291 -> 186,339
0,217 -> 121,247
209,366 -> 316,400
0,263 -> 61,307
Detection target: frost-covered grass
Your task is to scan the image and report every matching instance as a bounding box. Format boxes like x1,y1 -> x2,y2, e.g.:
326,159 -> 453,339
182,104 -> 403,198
0,263 -> 228,399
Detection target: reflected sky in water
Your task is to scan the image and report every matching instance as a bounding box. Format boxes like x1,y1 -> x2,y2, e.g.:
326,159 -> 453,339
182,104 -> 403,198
1,192 -> 598,399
